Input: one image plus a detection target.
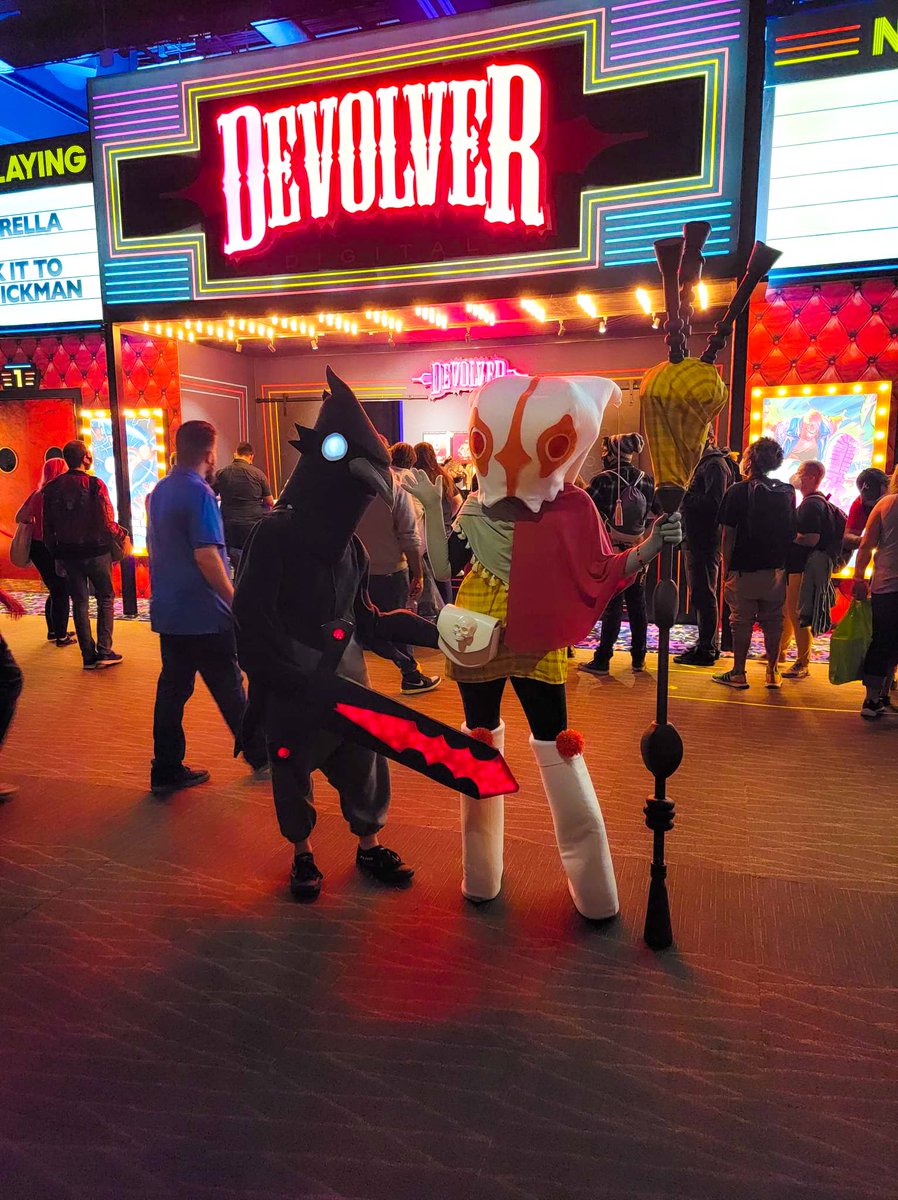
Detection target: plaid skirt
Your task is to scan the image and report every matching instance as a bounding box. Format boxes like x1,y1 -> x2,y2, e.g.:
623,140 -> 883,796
444,563 -> 567,685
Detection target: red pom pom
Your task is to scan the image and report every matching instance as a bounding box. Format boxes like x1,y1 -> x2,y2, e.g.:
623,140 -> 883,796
556,729 -> 584,759
468,727 -> 495,746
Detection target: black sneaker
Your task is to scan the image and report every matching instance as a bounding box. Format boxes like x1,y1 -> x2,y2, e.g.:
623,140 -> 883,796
673,648 -> 717,666
861,700 -> 885,721
83,657 -> 100,671
632,659 -> 646,672
55,635 -> 76,648
95,651 -> 123,668
401,673 -> 441,695
356,845 -> 415,885
150,765 -> 210,796
578,660 -> 610,676
289,852 -> 323,900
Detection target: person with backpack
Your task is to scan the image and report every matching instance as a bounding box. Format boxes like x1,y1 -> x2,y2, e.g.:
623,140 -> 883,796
778,460 -> 844,680
675,432 -> 739,666
852,466 -> 898,720
713,437 -> 796,690
41,440 -> 129,671
13,457 -> 75,647
580,432 -> 655,675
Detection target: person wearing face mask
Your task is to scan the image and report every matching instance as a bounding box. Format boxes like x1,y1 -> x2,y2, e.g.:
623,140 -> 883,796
844,468 -> 889,552
41,440 -> 129,671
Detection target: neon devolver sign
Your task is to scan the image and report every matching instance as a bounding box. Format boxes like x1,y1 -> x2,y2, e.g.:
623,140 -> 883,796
90,0 -> 750,302
218,63 -> 546,255
414,357 -> 522,401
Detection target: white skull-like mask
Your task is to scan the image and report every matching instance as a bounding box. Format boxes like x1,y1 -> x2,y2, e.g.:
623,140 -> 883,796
468,374 -> 622,513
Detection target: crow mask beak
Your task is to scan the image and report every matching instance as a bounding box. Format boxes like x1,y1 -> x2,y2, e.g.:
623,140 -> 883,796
349,458 -> 393,506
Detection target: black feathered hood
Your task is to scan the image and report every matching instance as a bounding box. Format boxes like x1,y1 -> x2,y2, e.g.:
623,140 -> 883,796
277,366 -> 393,560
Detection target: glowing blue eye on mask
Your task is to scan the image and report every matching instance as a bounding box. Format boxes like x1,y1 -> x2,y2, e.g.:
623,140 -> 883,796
321,433 -> 348,462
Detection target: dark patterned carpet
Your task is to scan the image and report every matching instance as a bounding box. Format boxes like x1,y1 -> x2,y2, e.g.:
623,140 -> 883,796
0,617 -> 893,1199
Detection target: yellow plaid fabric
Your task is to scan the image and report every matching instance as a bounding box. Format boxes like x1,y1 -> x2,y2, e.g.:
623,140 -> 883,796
444,563 -> 567,685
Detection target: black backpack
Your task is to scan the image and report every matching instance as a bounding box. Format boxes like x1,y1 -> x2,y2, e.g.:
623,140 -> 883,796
746,477 -> 796,565
42,475 -> 108,555
805,493 -> 849,569
597,469 -> 649,541
718,450 -> 742,488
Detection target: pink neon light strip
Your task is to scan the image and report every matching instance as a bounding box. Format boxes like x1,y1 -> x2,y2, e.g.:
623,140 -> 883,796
94,117 -> 181,132
611,7 -> 740,35
612,0 -> 706,10
612,20 -> 740,48
93,104 -> 180,122
610,31 -> 738,60
94,113 -> 182,131
96,127 -> 182,143
92,83 -> 179,102
612,0 -> 735,21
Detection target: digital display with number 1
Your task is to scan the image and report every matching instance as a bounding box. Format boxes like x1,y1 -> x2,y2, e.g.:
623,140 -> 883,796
0,362 -> 39,390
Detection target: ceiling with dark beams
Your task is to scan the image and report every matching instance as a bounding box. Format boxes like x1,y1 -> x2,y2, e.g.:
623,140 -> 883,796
0,0 -> 850,69
0,1 -> 507,69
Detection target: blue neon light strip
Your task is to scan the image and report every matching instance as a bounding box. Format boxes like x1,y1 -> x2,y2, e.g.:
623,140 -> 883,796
769,262 -> 898,282
601,200 -> 734,266
604,201 -> 733,225
104,255 -> 192,303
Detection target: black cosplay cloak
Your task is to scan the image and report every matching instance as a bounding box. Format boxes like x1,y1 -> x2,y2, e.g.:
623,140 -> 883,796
233,367 -> 439,739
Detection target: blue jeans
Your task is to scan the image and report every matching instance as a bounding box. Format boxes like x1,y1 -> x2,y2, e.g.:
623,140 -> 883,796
61,553 -> 114,663
593,575 -> 648,666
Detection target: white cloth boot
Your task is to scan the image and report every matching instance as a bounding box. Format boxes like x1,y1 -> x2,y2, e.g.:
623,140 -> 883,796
460,722 -> 505,902
530,736 -> 619,919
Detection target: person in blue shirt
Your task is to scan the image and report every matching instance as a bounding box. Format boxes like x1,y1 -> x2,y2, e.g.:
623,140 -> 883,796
147,420 -> 266,795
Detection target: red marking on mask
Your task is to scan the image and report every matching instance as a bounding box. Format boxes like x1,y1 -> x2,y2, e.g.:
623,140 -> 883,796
495,377 -> 540,496
469,407 -> 494,475
277,746 -> 291,759
334,703 -> 516,797
536,412 -> 577,478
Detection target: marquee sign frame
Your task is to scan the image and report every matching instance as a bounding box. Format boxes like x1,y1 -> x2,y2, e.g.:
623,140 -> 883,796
89,0 -> 750,310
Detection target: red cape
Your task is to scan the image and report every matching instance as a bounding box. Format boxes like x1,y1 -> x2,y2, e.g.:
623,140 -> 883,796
504,486 -> 632,655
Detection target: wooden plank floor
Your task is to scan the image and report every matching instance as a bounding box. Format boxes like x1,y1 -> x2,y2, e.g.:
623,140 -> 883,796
0,615 -> 893,1200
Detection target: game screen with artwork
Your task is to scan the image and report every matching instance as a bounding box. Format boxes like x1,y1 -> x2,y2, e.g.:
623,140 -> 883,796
757,385 -> 889,515
85,411 -> 166,554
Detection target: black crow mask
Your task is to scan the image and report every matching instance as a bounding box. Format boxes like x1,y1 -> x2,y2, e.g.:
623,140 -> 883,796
277,366 -> 393,558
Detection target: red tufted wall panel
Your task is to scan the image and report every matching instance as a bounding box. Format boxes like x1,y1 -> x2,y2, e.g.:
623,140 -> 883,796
0,331 -> 181,595
0,332 -> 109,402
747,277 -> 898,388
0,332 -> 182,422
120,333 -> 182,433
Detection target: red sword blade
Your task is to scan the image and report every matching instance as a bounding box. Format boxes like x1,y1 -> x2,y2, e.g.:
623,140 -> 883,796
334,702 -> 518,799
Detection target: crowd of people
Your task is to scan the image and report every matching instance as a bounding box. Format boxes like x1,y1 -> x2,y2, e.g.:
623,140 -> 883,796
577,429 -> 897,719
0,415 -> 894,812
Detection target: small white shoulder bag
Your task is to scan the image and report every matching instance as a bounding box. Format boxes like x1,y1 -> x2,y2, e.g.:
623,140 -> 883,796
437,604 -> 501,667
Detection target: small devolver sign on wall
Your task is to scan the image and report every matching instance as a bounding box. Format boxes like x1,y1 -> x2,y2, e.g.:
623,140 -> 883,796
0,135 -> 102,328
413,357 -> 522,401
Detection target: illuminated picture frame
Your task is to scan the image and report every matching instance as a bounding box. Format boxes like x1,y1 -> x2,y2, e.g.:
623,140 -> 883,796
79,406 -> 168,555
747,379 -> 893,574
